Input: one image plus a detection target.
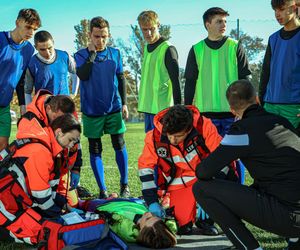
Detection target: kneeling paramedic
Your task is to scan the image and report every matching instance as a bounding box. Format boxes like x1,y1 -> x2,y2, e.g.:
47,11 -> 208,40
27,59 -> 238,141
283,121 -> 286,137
0,113 -> 81,245
138,105 -> 238,235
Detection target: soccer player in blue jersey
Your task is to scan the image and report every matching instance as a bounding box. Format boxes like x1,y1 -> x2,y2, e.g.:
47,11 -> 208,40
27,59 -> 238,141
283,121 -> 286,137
259,0 -> 300,132
74,16 -> 130,198
24,30 -> 87,198
0,8 -> 41,151
24,30 -> 79,104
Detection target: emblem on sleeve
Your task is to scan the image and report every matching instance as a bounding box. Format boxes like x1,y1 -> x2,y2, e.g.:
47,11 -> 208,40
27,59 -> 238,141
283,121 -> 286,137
157,146 -> 168,158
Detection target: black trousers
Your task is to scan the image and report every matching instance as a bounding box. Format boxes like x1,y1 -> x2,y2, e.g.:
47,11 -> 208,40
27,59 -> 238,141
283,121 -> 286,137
193,179 -> 300,249
0,227 -> 13,242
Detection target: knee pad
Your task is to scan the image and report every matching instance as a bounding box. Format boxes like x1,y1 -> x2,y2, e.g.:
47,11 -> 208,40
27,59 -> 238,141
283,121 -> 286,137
111,134 -> 125,150
88,138 -> 102,154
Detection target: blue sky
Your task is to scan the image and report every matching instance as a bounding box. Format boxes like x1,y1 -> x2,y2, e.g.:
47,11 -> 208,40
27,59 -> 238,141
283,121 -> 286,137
0,0 -> 280,66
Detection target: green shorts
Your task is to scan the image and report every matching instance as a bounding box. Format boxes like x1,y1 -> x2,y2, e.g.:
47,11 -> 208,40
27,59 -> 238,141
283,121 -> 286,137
0,106 -> 11,137
82,112 -> 126,138
264,103 -> 300,128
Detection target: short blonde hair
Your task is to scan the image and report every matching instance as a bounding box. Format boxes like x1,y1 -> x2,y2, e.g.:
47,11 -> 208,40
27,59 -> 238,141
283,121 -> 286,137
138,10 -> 159,26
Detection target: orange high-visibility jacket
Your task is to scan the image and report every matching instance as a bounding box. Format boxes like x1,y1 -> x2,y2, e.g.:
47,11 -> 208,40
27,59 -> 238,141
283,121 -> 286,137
15,90 -> 66,214
14,116 -> 63,213
19,90 -> 79,205
138,105 -> 222,204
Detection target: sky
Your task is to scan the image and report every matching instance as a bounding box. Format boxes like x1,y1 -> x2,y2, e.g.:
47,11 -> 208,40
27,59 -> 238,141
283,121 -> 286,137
0,0 -> 281,67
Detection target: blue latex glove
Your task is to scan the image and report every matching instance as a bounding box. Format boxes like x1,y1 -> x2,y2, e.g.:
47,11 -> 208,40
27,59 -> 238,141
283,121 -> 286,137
197,203 -> 209,220
70,171 -> 80,190
69,207 -> 84,214
149,202 -> 165,218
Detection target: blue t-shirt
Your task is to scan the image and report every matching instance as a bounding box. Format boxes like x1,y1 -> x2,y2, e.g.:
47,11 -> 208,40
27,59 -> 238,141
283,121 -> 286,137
0,31 -> 34,106
28,49 -> 71,95
74,47 -> 123,116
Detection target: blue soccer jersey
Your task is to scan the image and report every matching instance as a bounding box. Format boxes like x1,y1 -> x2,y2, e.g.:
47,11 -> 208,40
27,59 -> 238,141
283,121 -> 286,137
27,49 -> 72,95
0,31 -> 34,106
74,47 -> 123,116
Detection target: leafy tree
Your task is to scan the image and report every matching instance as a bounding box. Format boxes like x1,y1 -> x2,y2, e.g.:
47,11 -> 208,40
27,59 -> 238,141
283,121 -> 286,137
74,19 -> 90,50
229,29 -> 266,91
249,62 -> 263,92
229,29 -> 266,62
179,67 -> 185,101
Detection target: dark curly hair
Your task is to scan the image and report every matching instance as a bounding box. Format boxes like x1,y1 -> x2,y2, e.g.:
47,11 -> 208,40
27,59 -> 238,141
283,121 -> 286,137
162,105 -> 193,135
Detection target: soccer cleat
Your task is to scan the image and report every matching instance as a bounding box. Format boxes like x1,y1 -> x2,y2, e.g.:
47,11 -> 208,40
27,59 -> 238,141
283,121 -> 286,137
99,190 -> 108,199
120,184 -> 130,198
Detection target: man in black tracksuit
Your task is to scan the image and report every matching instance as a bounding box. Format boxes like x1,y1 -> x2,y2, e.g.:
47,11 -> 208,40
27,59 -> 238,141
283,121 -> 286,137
193,79 -> 300,250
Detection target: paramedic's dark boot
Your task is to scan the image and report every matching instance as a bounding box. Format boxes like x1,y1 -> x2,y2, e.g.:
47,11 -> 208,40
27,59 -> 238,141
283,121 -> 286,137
195,218 -> 219,236
177,222 -> 193,235
77,186 -> 93,198
120,184 -> 130,198
99,190 -> 108,199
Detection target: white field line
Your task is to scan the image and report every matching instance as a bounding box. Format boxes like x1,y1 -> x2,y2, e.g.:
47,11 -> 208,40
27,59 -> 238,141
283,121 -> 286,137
80,165 -> 135,169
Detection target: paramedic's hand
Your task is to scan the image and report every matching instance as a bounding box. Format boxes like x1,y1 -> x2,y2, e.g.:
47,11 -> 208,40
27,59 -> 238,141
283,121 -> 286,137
197,204 -> 209,220
149,202 -> 165,218
70,171 -> 80,190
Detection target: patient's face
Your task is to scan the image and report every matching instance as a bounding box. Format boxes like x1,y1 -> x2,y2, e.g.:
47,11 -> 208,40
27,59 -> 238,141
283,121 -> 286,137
138,212 -> 161,230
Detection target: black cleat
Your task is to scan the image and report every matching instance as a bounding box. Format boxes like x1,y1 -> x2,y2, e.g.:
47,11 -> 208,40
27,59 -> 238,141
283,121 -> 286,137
99,190 -> 108,199
120,184 -> 130,198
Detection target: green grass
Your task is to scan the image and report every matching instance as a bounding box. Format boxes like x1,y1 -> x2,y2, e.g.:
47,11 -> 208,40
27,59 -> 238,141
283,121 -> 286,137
1,123 -> 287,249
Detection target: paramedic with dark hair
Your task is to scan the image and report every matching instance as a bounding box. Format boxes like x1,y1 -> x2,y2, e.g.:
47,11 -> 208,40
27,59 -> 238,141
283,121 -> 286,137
138,105 -> 237,235
0,113 -> 81,244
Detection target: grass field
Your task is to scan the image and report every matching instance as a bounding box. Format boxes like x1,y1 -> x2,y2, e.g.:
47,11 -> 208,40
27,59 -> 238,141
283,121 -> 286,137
0,123 -> 287,249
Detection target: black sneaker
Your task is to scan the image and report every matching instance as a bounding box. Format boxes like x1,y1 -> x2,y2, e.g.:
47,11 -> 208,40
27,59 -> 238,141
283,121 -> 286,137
120,184 -> 130,198
195,219 -> 219,236
286,239 -> 300,250
76,186 -> 93,198
99,190 -> 108,199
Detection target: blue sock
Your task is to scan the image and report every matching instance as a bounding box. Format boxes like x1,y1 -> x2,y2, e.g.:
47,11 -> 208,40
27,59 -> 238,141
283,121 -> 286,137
236,159 -> 246,185
90,153 -> 106,190
115,146 -> 128,184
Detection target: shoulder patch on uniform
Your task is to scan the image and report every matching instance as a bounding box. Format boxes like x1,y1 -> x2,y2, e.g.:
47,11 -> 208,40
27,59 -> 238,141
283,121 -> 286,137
156,146 -> 168,158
